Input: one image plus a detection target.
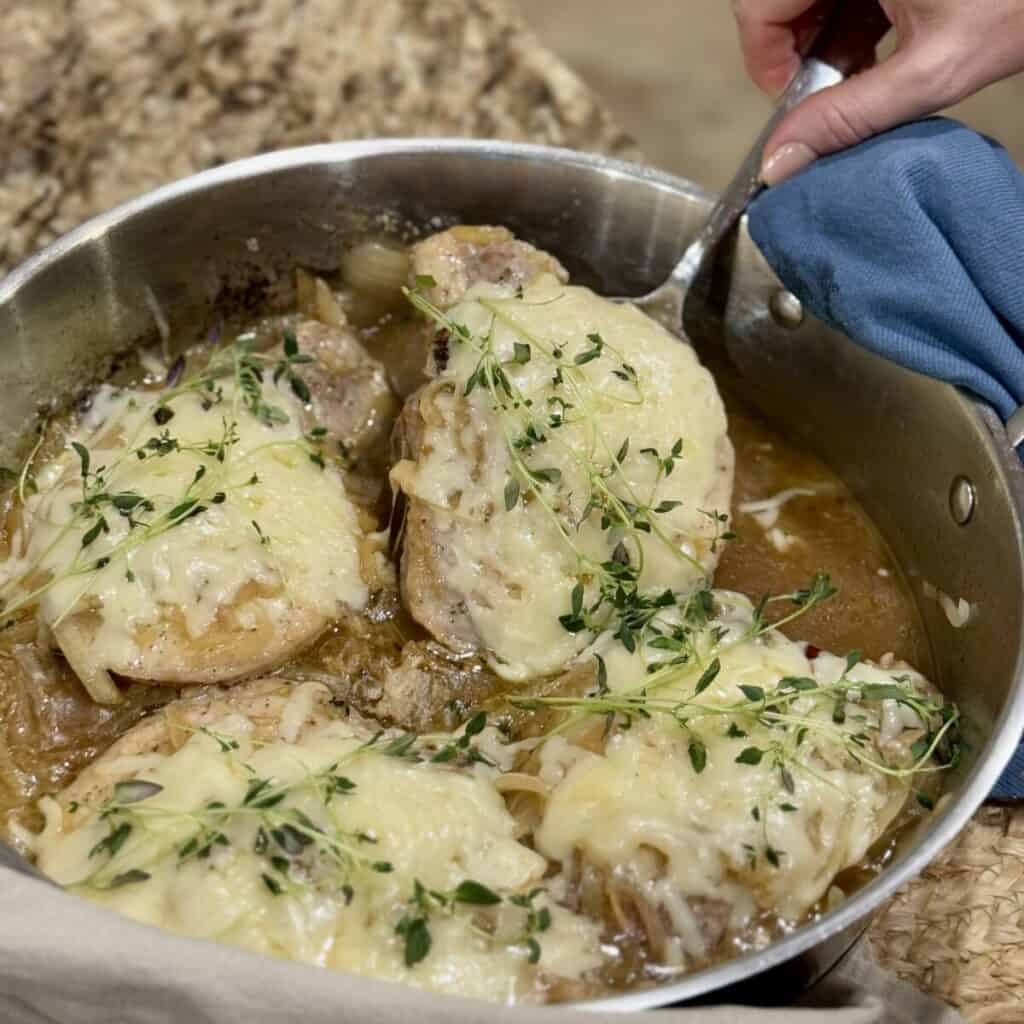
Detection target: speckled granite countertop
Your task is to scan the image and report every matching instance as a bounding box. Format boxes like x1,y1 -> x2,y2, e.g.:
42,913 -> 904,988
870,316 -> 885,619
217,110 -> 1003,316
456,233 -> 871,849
0,0 -> 637,276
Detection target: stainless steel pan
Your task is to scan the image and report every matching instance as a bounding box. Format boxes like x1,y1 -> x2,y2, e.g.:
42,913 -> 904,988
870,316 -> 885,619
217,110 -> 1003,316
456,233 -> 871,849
1,140 -> 1023,1011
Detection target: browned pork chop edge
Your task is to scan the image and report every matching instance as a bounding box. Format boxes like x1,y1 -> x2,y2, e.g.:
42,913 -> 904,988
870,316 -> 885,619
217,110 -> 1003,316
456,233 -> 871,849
390,227 -> 569,663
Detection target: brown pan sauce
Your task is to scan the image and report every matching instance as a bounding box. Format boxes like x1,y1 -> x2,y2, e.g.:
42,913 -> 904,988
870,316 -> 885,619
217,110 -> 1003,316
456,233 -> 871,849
0,244 -> 932,995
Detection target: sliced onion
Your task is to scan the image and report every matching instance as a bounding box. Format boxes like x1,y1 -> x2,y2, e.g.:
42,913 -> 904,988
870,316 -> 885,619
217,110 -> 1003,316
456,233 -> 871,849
54,624 -> 121,704
296,269 -> 347,327
898,703 -> 923,730
879,699 -> 902,743
341,241 -> 411,296
494,772 -> 550,796
939,593 -> 973,629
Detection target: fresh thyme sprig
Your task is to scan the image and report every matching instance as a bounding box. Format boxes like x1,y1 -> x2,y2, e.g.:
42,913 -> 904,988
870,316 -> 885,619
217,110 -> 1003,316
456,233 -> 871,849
360,711 -> 497,769
0,419 -> 46,503
0,455 -> 223,629
532,671 -> 959,778
75,721 -> 550,969
77,744 -> 396,894
511,579 -> 959,869
519,575 -> 837,725
154,332 -> 313,428
510,887 -> 553,964
396,877 -> 501,967
423,711 -> 496,766
402,281 -> 726,659
395,877 -> 553,968
0,331 -> 330,630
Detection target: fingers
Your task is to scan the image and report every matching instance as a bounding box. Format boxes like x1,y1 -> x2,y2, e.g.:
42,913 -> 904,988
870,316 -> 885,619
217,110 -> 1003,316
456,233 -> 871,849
744,0 -> 1024,184
733,0 -> 824,94
760,45 -> 954,185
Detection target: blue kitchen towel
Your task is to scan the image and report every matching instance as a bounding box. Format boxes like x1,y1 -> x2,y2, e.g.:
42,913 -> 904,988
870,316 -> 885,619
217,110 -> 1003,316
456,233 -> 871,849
748,117 -> 1024,799
749,118 -> 1024,421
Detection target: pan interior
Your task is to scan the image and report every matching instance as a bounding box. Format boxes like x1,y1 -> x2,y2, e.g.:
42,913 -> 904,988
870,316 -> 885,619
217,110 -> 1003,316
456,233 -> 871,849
1,141 -> 1022,1007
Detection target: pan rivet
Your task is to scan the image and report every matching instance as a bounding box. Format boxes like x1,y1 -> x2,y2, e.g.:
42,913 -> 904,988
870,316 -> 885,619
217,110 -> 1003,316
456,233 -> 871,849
770,290 -> 804,329
950,477 -> 976,525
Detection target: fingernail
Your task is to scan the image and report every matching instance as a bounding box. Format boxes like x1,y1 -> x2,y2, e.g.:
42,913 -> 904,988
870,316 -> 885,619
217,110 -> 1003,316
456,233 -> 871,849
761,143 -> 817,187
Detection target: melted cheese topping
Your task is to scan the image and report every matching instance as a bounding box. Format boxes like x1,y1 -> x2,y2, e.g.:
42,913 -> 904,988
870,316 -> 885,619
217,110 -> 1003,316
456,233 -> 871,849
0,376 -> 367,700
27,605 -> 941,996
392,276 -> 733,680
32,701 -> 602,1004
535,593 -> 923,962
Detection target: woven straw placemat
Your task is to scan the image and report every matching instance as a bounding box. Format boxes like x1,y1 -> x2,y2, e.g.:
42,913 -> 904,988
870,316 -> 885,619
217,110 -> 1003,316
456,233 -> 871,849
870,805 -> 1024,1023
2,3 -> 1021,1022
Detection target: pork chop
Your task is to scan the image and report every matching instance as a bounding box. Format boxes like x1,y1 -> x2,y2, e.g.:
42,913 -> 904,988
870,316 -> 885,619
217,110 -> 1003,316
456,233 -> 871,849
1,335 -> 373,704
410,225 -> 568,309
274,317 -> 398,470
392,229 -> 734,681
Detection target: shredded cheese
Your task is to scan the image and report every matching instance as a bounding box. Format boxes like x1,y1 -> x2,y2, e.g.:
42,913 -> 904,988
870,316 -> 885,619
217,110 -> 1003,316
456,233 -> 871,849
33,716 -> 602,1003
0,376 -> 368,699
392,275 -> 733,680
536,593 -> 926,952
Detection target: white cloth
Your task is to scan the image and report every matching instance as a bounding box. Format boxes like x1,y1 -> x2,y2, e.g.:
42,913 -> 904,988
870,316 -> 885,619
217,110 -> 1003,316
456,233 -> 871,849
0,870 -> 963,1024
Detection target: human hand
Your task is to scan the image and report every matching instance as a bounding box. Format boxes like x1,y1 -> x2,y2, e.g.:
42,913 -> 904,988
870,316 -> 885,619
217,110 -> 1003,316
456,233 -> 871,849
732,0 -> 1024,184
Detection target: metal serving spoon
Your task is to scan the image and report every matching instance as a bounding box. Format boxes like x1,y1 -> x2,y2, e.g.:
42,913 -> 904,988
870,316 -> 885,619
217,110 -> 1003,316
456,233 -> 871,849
385,3 -> 890,560
628,0 -> 892,332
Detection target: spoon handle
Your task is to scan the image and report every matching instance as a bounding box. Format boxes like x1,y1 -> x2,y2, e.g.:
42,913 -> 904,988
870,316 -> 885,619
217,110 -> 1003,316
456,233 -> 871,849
667,0 -> 892,297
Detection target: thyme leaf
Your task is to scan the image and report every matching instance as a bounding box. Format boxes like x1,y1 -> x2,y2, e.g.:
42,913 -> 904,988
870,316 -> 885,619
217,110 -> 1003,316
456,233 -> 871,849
451,880 -> 502,905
